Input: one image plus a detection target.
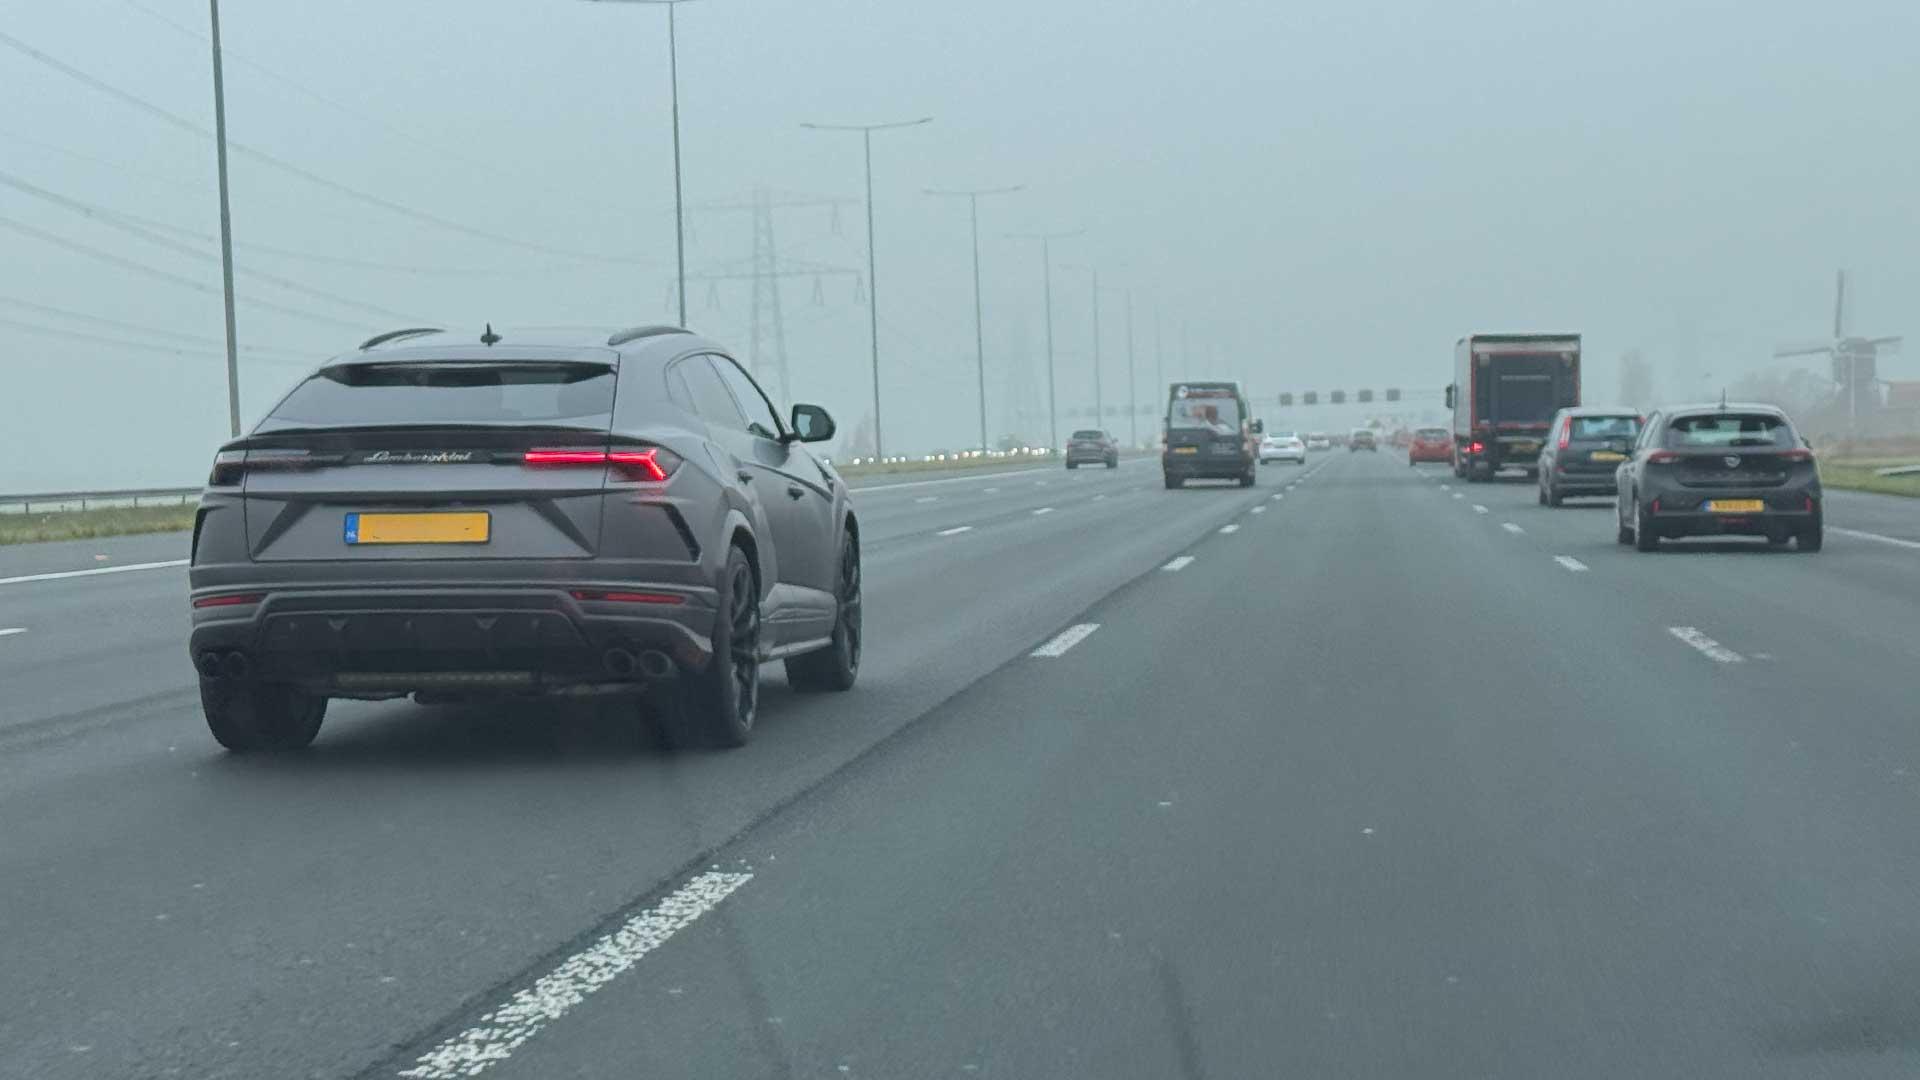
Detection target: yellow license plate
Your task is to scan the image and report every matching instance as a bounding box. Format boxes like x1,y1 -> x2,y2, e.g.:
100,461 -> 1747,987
1590,450 -> 1626,462
345,511 -> 490,544
1512,441 -> 1539,454
1706,500 -> 1765,514
1173,446 -> 1198,454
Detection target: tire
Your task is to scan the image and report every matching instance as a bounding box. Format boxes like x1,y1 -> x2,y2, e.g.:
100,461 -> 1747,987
201,678 -> 327,752
1164,474 -> 1183,489
1545,481 -> 1563,507
1066,460 -> 1077,470
1799,512 -> 1823,552
1238,469 -> 1255,488
1634,500 -> 1660,552
786,533 -> 861,692
1537,484 -> 1548,506
1106,457 -> 1118,469
667,545 -> 760,748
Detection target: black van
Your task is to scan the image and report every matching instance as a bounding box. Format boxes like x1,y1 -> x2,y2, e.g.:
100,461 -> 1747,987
1162,382 -> 1261,488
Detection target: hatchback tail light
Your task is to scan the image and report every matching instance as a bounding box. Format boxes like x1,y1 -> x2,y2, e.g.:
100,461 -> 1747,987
1556,420 -> 1571,450
525,446 -> 680,482
1647,450 -> 1680,464
1779,448 -> 1814,463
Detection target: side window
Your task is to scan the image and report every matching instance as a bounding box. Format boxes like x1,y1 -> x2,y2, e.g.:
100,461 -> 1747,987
712,356 -> 785,442
676,356 -> 747,430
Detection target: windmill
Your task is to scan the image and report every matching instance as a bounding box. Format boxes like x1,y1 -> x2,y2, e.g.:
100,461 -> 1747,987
1773,270 -> 1903,428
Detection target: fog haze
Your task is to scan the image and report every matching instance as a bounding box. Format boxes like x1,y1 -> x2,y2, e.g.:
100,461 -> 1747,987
3,0 -> 1915,490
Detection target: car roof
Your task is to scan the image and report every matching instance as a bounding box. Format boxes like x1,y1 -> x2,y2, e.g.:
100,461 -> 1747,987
329,325 -> 715,369
1554,405 -> 1641,417
1659,402 -> 1790,421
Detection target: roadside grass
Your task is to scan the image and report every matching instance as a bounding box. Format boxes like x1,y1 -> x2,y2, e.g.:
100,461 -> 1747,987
0,505 -> 196,545
1821,460 -> 1920,498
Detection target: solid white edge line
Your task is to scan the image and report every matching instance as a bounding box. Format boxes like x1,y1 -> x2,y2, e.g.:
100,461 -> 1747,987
1162,555 -> 1195,571
1829,527 -> 1920,551
398,870 -> 753,1080
1667,626 -> 1743,664
1031,623 -> 1100,658
1501,522 -> 1525,534
0,627 -> 25,638
936,525 -> 973,536
1553,555 -> 1588,572
0,559 -> 189,587
1218,523 -> 1240,534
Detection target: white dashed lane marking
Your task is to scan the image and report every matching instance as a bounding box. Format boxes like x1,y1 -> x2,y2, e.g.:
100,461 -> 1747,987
1250,506 -> 1266,514
1162,556 -> 1195,572
398,871 -> 753,1079
1668,626 -> 1743,664
1472,504 -> 1488,514
1031,623 -> 1100,658
1451,493 -> 1464,500
1218,523 -> 1240,534
982,487 -> 999,494
0,627 -> 25,638
936,526 -> 973,536
1032,507 -> 1054,516
914,496 -> 938,503
0,559 -> 188,587
1554,556 -> 1588,572
1501,523 -> 1524,534
1270,494 -> 1283,501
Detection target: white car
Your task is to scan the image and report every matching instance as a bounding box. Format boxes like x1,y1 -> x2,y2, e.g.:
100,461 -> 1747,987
1304,433 -> 1333,451
1259,432 -> 1307,464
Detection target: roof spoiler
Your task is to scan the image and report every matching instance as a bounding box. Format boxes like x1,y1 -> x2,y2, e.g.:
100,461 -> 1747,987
607,325 -> 689,347
360,327 -> 444,350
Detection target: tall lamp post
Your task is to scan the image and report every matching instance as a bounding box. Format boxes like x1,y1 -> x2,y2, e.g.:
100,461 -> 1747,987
207,0 -> 240,436
1006,229 -> 1083,450
585,0 -> 697,325
802,117 -> 933,460
925,184 -> 1022,452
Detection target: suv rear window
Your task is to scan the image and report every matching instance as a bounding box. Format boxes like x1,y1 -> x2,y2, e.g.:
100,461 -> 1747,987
266,362 -> 617,428
1666,414 -> 1794,448
1071,430 -> 1105,439
1570,415 -> 1640,439
1416,428 -> 1448,438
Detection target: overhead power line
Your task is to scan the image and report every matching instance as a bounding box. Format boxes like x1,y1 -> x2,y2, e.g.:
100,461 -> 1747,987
0,167 -> 428,322
0,28 -> 648,266
0,295 -> 312,359
0,212 -> 370,332
0,314 -> 310,367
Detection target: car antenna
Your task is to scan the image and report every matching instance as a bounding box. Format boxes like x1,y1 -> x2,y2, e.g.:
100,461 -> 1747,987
481,322 -> 501,346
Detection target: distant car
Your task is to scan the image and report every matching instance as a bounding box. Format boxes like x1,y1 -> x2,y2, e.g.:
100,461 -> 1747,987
188,325 -> 860,753
1538,407 -> 1641,506
1408,426 -> 1451,465
1065,429 -> 1119,469
1259,432 -> 1307,464
1349,428 -> 1378,452
1615,404 -> 1821,552
1305,433 -> 1332,451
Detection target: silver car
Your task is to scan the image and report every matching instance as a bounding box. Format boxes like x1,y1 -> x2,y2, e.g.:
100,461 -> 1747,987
188,326 -> 860,752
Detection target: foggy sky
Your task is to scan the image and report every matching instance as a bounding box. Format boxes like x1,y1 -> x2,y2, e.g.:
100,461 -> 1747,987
3,0 -> 1916,491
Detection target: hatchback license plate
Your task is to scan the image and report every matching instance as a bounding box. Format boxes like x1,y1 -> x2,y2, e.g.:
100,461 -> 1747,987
1172,446 -> 1198,455
345,511 -> 490,544
1590,450 -> 1625,462
1706,499 -> 1765,514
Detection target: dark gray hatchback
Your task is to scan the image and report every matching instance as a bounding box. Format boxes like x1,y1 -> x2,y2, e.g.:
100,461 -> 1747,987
188,326 -> 860,751
1613,404 -> 1821,552
1537,407 -> 1641,506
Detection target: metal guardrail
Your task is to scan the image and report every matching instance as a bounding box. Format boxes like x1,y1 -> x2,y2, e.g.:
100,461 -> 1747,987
1875,464 -> 1920,478
0,486 -> 199,513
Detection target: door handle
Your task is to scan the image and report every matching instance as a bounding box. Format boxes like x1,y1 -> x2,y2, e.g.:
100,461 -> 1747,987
786,484 -> 806,500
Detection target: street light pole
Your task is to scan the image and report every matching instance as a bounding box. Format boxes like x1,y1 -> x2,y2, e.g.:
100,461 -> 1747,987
926,185 -> 1023,452
1007,229 -> 1084,450
1125,288 -> 1137,446
803,117 -> 933,460
207,0 -> 240,437
585,0 -> 696,325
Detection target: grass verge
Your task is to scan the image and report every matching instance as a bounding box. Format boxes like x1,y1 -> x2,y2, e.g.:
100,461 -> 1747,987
0,505 -> 196,545
1820,461 -> 1920,498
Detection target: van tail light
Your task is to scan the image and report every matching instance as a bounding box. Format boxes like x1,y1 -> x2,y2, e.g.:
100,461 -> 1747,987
1557,420 -> 1571,450
1779,449 -> 1814,463
1647,451 -> 1680,464
525,447 -> 680,482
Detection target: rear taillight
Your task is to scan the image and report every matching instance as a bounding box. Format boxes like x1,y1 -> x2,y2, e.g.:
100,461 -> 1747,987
1556,419 -> 1571,450
193,592 -> 264,609
570,589 -> 685,605
1647,450 -> 1679,464
1651,497 -> 1662,513
1468,441 -> 1484,454
525,447 -> 680,482
1780,448 -> 1814,463
208,448 -> 323,486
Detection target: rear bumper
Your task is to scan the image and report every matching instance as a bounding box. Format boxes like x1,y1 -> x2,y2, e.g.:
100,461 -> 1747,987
1163,452 -> 1252,478
188,582 -> 717,692
1550,470 -> 1619,493
1641,487 -> 1821,537
1258,449 -> 1305,462
1065,449 -> 1116,463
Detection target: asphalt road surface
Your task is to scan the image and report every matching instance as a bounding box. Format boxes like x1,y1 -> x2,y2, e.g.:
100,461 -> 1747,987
5,451 -> 1920,1079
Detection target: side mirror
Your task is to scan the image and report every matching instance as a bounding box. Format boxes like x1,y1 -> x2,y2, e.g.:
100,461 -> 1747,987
1444,384 -> 1456,410
1249,419 -> 1264,434
788,403 -> 835,443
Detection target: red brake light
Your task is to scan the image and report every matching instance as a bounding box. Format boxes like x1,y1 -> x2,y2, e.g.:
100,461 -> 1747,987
570,589 -> 684,605
1647,450 -> 1679,464
1468,441 -> 1484,454
1557,419 -> 1571,450
525,447 -> 679,482
193,593 -> 264,609
1779,448 -> 1813,463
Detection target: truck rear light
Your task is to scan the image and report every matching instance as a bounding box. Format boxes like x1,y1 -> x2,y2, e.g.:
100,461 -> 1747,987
526,447 -> 680,482
193,592 -> 264,609
1647,451 -> 1679,464
1468,441 -> 1484,454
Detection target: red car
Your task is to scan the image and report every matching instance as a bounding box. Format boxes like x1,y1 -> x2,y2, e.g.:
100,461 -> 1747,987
1408,426 -> 1452,465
